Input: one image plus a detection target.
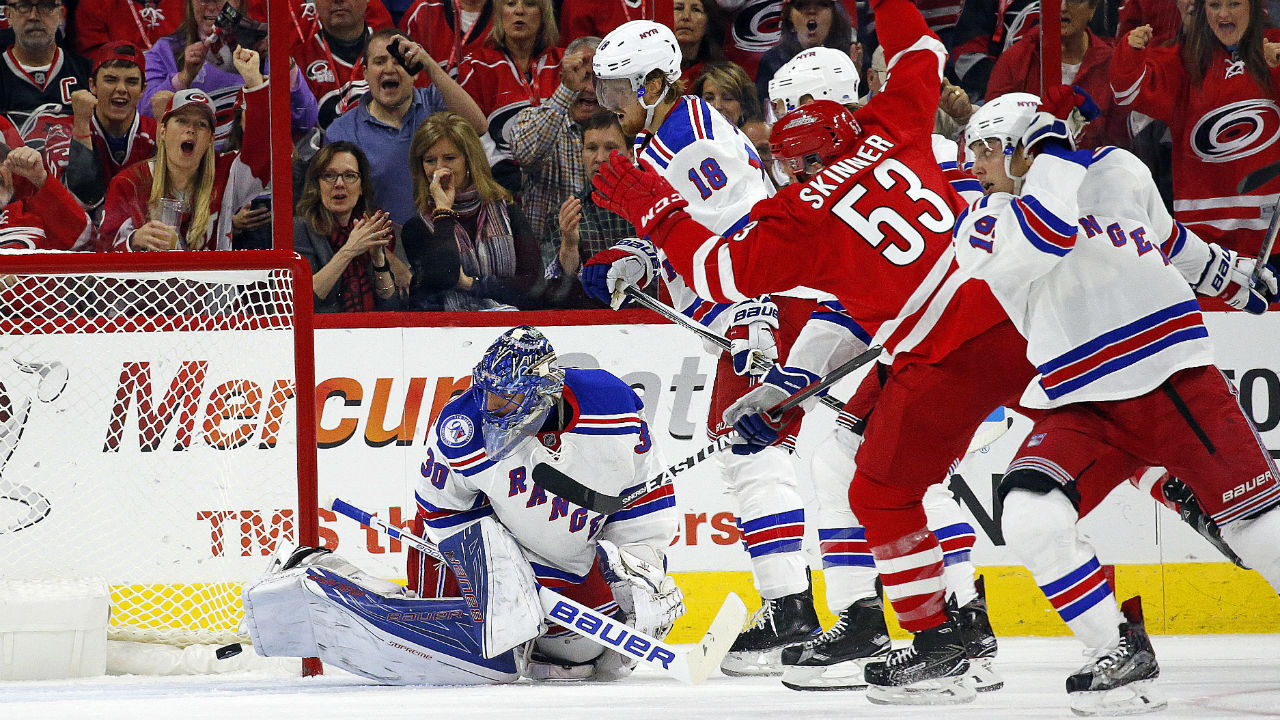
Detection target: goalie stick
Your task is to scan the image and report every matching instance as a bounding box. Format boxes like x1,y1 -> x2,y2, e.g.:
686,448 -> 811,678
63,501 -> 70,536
623,285 -> 846,412
328,497 -> 747,685
532,344 -> 885,515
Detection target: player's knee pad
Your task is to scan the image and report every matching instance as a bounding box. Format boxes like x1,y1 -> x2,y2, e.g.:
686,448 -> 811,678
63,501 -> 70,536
719,444 -> 801,499
1000,486 -> 1082,571
1221,506 -> 1280,591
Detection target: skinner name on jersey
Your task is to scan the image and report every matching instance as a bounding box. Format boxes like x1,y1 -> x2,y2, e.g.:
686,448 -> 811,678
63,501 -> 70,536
797,134 -> 897,210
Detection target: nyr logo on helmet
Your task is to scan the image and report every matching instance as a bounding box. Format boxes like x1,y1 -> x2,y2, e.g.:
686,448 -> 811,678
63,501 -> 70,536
732,0 -> 782,54
1190,99 -> 1280,164
440,414 -> 475,448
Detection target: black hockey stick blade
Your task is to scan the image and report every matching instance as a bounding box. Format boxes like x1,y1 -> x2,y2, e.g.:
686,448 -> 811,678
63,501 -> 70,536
1237,160 -> 1280,194
532,463 -> 627,514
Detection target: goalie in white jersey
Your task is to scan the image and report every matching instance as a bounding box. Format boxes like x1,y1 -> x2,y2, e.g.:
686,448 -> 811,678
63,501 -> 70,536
956,86 -> 1280,716
243,326 -> 684,684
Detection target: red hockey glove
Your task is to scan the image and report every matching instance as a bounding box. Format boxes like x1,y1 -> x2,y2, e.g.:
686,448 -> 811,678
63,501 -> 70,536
1037,84 -> 1100,121
592,151 -> 688,239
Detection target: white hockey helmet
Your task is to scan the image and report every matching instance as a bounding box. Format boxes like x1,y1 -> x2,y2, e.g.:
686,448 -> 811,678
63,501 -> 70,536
963,91 -> 1041,174
593,20 -> 682,112
767,47 -> 860,119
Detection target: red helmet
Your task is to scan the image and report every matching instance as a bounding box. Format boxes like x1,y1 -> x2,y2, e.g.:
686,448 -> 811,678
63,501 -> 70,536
769,100 -> 862,180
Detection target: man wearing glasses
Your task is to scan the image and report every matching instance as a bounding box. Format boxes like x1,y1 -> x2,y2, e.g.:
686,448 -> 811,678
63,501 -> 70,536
0,1 -> 91,135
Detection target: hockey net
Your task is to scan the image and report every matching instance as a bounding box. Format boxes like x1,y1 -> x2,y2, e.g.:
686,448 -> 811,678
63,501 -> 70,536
0,251 -> 318,648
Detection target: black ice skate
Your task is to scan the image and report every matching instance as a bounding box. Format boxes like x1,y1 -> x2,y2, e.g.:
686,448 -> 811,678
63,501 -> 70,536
1066,596 -> 1166,717
780,595 -> 891,690
950,576 -> 1004,692
864,618 -> 976,705
719,584 -> 820,677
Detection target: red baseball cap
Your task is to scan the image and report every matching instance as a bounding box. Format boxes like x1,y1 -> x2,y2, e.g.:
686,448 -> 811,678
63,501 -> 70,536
162,88 -> 216,124
93,41 -> 146,77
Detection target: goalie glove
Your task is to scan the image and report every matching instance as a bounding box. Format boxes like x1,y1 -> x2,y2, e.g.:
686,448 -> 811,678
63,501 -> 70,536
721,364 -> 817,455
596,540 -> 685,643
725,298 -> 780,376
591,151 -> 689,240
1194,243 -> 1278,314
580,237 -> 662,309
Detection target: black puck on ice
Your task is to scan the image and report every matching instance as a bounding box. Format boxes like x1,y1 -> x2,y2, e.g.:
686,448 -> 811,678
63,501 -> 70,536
216,643 -> 243,660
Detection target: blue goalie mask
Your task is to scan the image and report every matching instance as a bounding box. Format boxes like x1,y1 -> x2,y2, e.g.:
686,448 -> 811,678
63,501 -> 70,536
471,325 -> 566,461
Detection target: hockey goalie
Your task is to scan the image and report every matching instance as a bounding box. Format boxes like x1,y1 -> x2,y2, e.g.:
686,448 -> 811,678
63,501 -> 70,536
243,326 -> 685,684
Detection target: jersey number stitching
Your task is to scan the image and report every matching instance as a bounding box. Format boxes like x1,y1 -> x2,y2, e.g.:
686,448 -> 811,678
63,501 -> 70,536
831,158 -> 954,266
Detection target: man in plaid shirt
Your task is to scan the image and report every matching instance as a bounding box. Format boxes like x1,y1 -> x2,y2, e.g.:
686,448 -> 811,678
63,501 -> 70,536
541,112 -> 645,309
511,36 -> 602,265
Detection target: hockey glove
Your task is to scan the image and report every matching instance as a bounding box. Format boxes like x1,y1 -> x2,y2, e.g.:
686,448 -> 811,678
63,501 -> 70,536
725,298 -> 780,376
722,364 -> 817,455
1021,111 -> 1092,162
1038,84 -> 1101,122
596,540 -> 685,639
1194,243 -> 1278,314
580,237 -> 662,309
591,151 -> 689,239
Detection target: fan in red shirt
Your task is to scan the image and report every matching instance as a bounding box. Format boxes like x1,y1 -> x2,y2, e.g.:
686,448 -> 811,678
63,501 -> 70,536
399,0 -> 495,71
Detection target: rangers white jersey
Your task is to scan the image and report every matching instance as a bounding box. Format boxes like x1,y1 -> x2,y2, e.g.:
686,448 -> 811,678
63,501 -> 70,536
953,147 -> 1217,408
417,368 -> 676,586
637,95 -> 777,336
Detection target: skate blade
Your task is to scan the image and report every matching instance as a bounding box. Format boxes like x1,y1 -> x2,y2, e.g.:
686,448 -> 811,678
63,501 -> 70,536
866,675 -> 977,705
1070,680 -> 1167,716
780,656 -> 883,691
720,648 -> 784,677
964,656 -> 1004,692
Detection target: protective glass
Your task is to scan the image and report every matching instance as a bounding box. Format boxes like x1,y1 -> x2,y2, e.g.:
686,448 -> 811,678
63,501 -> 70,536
594,76 -> 636,112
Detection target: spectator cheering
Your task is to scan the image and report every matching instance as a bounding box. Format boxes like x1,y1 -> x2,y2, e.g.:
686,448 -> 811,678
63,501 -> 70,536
0,143 -> 92,251
399,0 -> 494,71
754,0 -> 858,105
543,111 -> 641,308
402,112 -> 543,311
142,0 -> 318,150
1112,0 -> 1280,255
44,42 -> 157,224
99,46 -> 270,252
294,0 -> 396,129
558,0 -> 674,47
0,0 -> 91,136
74,0 -> 184,58
987,0 -> 1125,149
324,28 -> 486,225
511,35 -> 601,257
457,0 -> 564,195
295,141 -> 409,312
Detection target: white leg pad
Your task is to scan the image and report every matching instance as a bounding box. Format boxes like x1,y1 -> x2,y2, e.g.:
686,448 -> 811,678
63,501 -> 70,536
1221,506 -> 1280,592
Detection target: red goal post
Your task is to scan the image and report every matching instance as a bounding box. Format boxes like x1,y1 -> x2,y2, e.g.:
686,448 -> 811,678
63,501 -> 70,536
0,250 -> 319,658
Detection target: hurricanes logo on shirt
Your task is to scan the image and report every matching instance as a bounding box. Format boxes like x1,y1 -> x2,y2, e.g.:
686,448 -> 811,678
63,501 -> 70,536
1190,99 -> 1280,164
731,0 -> 782,54
440,414 -> 474,447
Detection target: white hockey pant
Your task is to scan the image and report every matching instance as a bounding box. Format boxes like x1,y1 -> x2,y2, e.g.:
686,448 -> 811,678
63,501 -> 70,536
1221,505 -> 1280,592
720,444 -> 808,598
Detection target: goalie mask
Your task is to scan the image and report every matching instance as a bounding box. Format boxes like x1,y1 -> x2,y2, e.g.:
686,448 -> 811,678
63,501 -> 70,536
472,325 -> 566,462
769,100 -> 862,181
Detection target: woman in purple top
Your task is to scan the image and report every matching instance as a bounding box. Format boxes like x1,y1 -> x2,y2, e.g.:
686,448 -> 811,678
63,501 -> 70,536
141,0 -> 319,151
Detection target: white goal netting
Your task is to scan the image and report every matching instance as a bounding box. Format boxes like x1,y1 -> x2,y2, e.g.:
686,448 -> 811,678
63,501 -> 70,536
0,254 -> 315,646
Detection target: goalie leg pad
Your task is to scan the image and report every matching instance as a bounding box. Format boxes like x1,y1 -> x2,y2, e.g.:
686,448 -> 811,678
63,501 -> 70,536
243,563 -> 520,685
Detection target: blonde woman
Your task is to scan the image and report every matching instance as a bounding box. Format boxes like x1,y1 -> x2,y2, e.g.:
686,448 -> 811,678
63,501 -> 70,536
691,61 -> 763,127
402,112 -> 543,311
99,46 -> 269,252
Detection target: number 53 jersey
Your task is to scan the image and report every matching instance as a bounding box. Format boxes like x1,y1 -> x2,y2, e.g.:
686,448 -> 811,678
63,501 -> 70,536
416,368 -> 676,585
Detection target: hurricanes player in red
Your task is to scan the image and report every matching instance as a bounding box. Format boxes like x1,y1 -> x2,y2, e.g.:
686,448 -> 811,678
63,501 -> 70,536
589,0 -> 1038,704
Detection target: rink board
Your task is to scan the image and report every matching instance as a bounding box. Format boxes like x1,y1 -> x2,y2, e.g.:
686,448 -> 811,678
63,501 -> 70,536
305,309 -> 1280,640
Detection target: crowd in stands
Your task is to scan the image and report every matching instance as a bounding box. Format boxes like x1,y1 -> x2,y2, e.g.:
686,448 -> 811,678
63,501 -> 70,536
1,0 -> 1276,313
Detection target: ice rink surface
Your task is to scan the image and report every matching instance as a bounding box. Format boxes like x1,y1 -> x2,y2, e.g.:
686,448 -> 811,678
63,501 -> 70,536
3,634 -> 1278,720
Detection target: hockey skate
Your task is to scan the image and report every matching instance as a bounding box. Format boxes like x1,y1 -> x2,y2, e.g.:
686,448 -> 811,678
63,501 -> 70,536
720,584 -> 820,677
780,595 -> 891,690
950,576 -> 1004,692
863,618 -> 976,705
1067,597 -> 1166,717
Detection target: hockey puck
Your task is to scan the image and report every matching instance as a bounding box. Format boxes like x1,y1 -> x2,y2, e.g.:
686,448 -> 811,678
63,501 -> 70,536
216,643 -> 243,660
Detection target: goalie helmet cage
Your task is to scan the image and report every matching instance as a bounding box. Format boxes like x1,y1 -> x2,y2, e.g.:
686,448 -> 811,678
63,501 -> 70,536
0,250 -> 320,675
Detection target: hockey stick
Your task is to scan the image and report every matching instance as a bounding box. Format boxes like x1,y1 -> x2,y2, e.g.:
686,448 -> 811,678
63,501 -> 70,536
329,497 -> 747,685
623,285 -> 846,411
1237,160 -> 1280,194
1254,197 -> 1279,287
532,345 -> 884,515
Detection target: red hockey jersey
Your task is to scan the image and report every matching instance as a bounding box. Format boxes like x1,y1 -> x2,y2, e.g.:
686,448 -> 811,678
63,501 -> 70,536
73,0 -> 185,57
399,0 -> 495,70
559,0 -> 675,46
1111,32 -> 1280,255
457,46 -> 563,167
642,0 -> 1006,367
42,113 -> 158,219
